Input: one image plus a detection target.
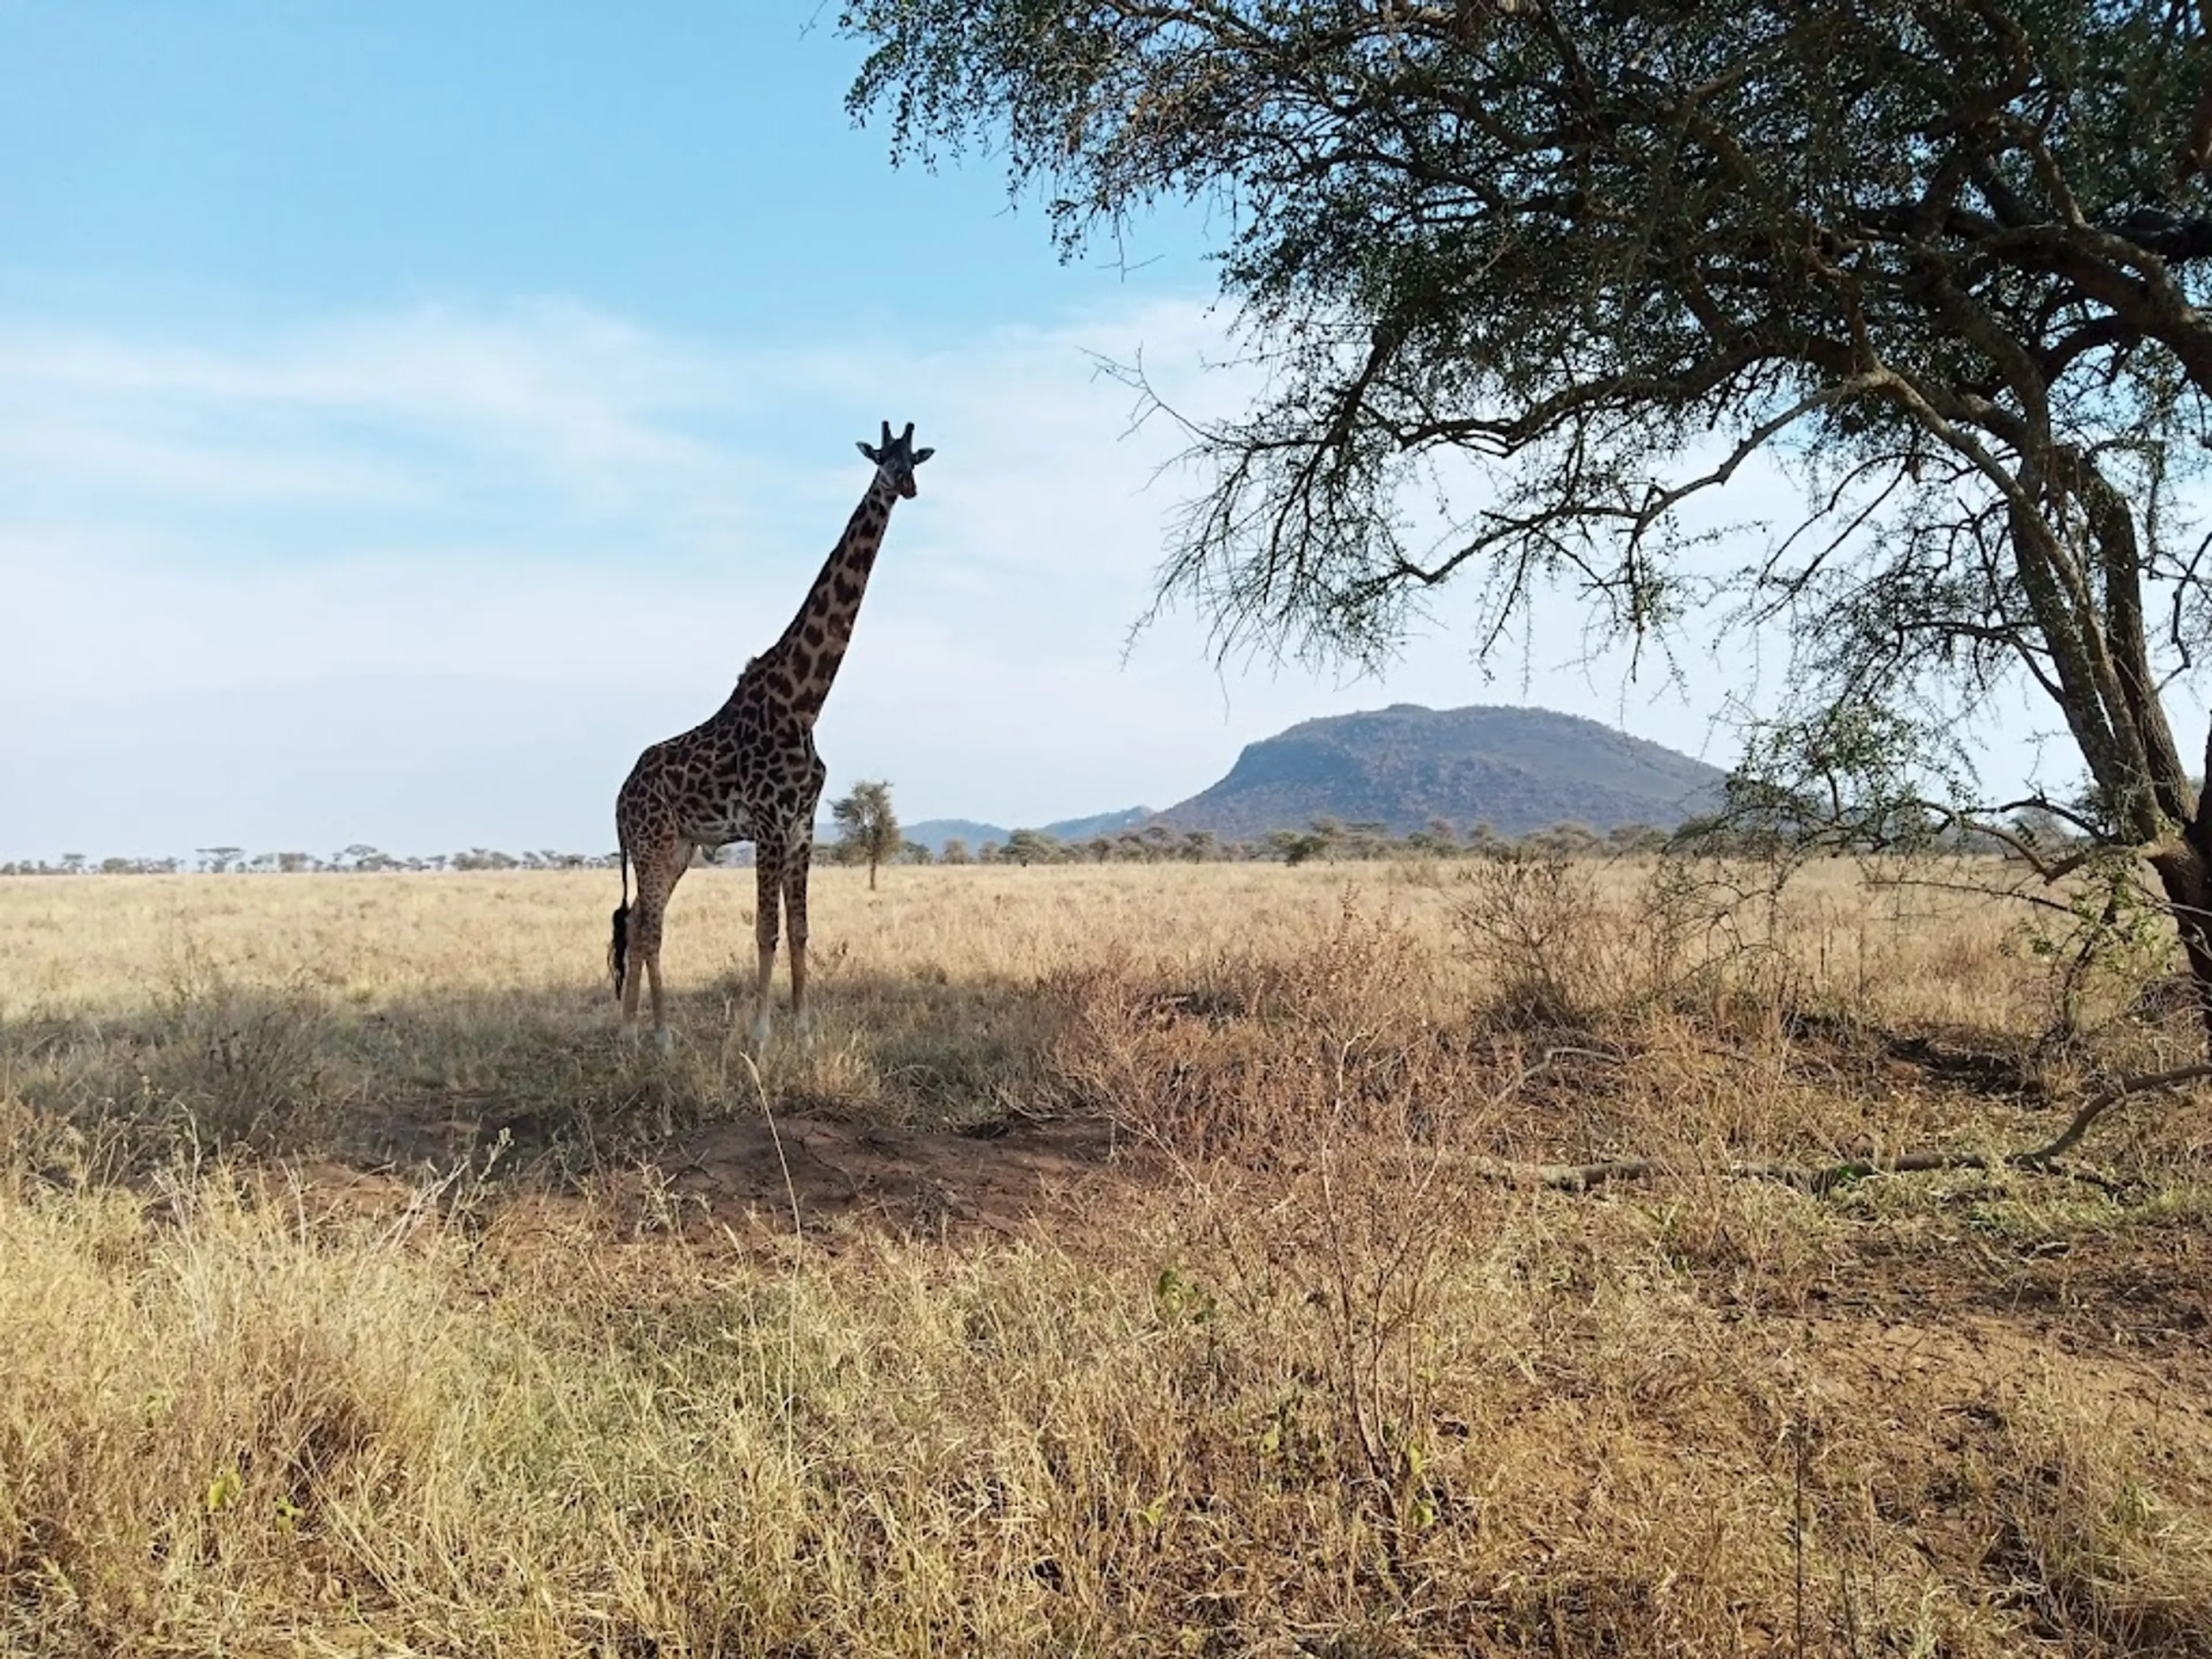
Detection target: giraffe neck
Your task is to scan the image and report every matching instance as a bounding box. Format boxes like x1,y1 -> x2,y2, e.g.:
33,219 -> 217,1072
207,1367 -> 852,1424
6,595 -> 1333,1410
754,470 -> 899,722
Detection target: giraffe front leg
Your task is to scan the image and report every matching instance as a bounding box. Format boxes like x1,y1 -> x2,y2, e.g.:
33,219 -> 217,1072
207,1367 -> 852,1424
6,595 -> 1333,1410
618,927 -> 645,1044
784,836 -> 814,1040
752,843 -> 782,1046
647,956 -> 674,1055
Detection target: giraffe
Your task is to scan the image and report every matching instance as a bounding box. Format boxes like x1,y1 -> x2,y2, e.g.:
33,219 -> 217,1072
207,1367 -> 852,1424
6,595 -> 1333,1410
609,420 -> 934,1050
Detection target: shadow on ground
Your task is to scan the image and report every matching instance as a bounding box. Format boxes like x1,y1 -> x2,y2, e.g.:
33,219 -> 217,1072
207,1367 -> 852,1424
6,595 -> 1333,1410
6,964 -> 1146,1243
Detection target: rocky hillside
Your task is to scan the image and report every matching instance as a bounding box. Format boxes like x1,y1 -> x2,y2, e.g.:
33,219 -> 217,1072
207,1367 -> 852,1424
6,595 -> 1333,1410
1144,704 -> 1726,839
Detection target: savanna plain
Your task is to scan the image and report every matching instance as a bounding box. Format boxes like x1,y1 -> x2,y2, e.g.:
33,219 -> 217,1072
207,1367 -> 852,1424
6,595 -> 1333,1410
4,857 -> 2211,1657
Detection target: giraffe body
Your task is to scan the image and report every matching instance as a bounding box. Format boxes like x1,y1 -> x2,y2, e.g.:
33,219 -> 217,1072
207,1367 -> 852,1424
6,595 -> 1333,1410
612,422 -> 932,1048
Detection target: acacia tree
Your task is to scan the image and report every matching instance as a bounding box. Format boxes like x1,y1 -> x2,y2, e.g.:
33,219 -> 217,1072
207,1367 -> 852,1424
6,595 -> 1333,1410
1003,827 -> 1062,865
842,1 -> 2212,1039
831,778 -> 903,890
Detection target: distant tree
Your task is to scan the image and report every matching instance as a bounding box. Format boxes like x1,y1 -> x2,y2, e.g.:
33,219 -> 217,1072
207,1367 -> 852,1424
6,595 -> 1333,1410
1342,821 -> 1392,859
1404,819 -> 1460,857
1607,823 -> 1669,855
1532,821 -> 1601,858
940,838 -> 970,866
195,847 -> 240,874
1003,828 -> 1060,866
977,840 -> 1003,864
901,840 -> 935,865
1086,836 -> 1113,863
1263,828 -> 1331,866
1423,817 -> 1463,854
1180,830 -> 1217,863
831,778 -> 903,890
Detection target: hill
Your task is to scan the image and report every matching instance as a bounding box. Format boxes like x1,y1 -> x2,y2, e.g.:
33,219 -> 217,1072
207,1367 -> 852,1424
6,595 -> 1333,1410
903,807 -> 1154,855
1041,806 -> 1154,842
1144,704 -> 1726,840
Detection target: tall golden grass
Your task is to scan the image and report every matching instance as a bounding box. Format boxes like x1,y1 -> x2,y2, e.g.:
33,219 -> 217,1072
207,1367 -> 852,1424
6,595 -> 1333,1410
3,857 -> 2210,1655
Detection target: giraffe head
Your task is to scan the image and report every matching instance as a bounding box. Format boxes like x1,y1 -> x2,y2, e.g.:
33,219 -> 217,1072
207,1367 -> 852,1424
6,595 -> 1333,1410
855,420 -> 935,500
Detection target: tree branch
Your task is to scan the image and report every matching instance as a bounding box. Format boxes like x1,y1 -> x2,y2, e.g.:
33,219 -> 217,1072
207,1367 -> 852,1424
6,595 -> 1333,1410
1464,1062 -> 2212,1195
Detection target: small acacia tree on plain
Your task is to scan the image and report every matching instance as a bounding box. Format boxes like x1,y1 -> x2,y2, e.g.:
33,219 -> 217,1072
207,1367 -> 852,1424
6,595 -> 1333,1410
1003,828 -> 1060,866
831,779 -> 902,891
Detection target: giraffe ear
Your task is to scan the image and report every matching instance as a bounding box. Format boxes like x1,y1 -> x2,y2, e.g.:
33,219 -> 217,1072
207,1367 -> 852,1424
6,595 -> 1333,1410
856,441 -> 880,463
912,446 -> 935,465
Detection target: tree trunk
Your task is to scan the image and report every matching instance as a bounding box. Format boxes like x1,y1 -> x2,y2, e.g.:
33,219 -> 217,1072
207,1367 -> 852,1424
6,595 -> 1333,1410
2148,844 -> 2212,1050
2147,721 -> 2212,1051
868,855 -> 878,892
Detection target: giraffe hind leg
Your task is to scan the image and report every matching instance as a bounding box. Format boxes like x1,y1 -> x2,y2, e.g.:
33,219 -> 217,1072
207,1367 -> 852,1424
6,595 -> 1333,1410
620,839 -> 688,1051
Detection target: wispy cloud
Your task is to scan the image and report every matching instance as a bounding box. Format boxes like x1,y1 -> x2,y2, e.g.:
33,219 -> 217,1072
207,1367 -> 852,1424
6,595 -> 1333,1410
0,294 -> 1771,858
0,302 -> 781,547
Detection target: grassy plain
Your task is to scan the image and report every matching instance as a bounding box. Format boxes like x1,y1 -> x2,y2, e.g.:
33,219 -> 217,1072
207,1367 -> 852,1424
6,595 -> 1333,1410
3,858 -> 2211,1656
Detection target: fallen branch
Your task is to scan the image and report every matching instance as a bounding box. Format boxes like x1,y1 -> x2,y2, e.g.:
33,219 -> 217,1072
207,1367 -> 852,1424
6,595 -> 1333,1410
2016,1059 -> 2212,1163
1469,1061 -> 2212,1195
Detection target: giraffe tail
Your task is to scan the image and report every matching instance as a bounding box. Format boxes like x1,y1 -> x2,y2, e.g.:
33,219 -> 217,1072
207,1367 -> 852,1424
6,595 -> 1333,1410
609,847 -> 631,997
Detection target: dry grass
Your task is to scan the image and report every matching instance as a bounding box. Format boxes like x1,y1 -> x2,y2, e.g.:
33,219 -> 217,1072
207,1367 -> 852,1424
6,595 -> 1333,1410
3,857 -> 2211,1655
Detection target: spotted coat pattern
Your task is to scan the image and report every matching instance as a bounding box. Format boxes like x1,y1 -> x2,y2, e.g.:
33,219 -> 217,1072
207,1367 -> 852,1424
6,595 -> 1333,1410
612,423 -> 931,1043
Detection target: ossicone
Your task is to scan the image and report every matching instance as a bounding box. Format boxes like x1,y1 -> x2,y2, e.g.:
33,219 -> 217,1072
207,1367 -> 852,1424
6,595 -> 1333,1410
856,418 -> 934,467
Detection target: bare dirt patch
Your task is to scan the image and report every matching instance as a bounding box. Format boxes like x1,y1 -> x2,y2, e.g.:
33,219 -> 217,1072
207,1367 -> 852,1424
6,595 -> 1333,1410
282,1096 -> 1145,1251
619,1107 -> 1140,1245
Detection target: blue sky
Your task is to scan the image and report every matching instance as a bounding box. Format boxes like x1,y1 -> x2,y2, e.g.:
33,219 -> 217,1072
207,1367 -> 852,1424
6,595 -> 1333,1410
0,2 -> 2051,860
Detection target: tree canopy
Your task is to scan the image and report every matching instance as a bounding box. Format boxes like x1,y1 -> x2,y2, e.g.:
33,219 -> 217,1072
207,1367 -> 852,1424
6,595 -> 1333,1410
831,779 -> 903,890
842,0 -> 2212,1034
